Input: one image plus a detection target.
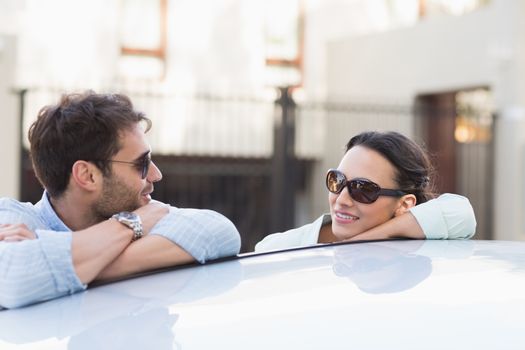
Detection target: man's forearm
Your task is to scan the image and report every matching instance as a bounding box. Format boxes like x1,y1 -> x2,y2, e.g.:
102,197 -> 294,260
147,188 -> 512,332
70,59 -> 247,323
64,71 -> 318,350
151,208 -> 241,263
71,220 -> 134,284
0,233 -> 85,309
95,235 -> 194,282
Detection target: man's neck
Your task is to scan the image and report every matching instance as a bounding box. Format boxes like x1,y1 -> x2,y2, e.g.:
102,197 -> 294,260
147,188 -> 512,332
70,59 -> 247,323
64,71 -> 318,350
49,193 -> 100,231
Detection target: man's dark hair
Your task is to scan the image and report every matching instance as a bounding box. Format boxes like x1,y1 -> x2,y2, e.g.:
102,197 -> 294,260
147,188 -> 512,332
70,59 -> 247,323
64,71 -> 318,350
345,131 -> 435,204
28,91 -> 151,198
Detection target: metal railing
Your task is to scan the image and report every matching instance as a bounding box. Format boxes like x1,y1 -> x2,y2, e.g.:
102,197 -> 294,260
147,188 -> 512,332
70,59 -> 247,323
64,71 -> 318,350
15,86 -> 494,251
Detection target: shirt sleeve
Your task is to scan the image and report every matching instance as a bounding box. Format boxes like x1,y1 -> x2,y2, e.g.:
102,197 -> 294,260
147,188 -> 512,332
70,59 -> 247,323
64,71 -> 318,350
0,199 -> 40,229
0,231 -> 86,309
408,193 -> 477,239
149,207 -> 241,263
0,198 -> 85,309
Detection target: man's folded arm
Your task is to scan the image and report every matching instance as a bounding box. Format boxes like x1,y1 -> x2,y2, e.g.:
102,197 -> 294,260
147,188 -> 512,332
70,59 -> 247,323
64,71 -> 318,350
0,202 -> 241,307
0,201 -> 86,309
150,208 -> 241,263
95,208 -> 241,281
0,218 -> 137,309
94,235 -> 195,281
0,231 -> 85,309
0,208 -> 137,308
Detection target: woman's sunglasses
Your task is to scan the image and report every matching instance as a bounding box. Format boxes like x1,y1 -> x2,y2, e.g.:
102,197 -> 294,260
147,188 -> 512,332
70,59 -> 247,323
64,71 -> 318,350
325,169 -> 407,204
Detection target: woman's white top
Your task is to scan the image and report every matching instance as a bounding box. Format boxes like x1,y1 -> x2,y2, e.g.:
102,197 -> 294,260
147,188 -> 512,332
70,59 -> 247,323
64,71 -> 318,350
255,194 -> 476,252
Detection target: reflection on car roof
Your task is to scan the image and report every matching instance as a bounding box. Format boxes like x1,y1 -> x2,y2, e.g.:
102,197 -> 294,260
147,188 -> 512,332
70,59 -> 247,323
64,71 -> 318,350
1,240 -> 525,350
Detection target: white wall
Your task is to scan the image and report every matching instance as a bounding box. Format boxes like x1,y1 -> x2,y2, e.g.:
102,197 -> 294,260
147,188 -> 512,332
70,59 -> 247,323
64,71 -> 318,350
325,0 -> 525,240
302,0 -> 420,99
326,1 -> 515,99
164,0 -> 266,93
0,35 -> 20,199
16,0 -> 120,88
494,108 -> 525,241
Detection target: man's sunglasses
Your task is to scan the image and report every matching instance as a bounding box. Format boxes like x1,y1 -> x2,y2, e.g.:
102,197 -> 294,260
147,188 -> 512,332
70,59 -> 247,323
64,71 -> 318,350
325,169 -> 407,204
101,155 -> 152,179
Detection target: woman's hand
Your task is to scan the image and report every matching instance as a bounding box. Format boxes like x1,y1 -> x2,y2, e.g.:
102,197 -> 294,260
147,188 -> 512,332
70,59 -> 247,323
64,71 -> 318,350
0,223 -> 37,242
344,212 -> 425,242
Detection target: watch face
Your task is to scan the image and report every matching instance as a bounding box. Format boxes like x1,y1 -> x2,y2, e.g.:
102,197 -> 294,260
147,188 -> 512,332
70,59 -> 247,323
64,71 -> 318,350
113,211 -> 140,225
119,211 -> 137,220
112,211 -> 143,241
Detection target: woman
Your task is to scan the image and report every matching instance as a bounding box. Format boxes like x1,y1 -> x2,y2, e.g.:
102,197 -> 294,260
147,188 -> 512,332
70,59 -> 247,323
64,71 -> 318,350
255,131 -> 476,252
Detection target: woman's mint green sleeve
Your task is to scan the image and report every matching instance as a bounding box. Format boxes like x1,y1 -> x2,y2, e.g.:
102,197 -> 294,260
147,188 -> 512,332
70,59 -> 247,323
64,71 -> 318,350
409,194 -> 476,239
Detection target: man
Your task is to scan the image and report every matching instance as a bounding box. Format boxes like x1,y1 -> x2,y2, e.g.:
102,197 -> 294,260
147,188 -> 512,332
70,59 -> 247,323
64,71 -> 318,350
0,91 -> 241,309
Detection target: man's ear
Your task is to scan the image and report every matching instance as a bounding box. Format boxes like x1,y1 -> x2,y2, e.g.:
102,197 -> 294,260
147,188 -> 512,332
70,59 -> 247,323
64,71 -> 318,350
393,194 -> 417,217
70,160 -> 102,192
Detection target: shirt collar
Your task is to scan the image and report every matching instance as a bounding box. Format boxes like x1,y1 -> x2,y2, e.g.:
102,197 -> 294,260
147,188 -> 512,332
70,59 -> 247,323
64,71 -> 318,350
34,191 -> 72,232
321,214 -> 332,226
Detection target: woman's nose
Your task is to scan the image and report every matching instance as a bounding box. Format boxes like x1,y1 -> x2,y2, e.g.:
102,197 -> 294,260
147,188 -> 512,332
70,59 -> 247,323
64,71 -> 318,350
336,186 -> 355,207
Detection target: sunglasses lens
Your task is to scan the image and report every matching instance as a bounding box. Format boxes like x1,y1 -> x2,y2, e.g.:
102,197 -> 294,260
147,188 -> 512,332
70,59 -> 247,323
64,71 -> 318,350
350,180 -> 380,204
141,158 -> 151,179
326,170 -> 384,204
326,170 -> 345,194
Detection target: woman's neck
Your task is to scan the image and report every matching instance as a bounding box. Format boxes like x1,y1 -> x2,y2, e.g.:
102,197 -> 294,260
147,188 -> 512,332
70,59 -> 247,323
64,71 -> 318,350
318,223 -> 338,243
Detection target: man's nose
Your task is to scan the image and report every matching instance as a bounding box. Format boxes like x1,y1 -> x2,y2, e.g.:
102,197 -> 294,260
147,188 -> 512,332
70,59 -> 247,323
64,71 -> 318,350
147,161 -> 163,182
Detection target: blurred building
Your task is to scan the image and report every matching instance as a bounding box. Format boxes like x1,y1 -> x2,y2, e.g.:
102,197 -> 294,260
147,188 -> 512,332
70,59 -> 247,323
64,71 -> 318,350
0,0 -> 523,247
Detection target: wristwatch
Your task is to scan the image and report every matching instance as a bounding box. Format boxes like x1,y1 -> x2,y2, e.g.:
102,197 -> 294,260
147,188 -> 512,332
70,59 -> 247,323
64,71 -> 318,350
111,211 -> 143,241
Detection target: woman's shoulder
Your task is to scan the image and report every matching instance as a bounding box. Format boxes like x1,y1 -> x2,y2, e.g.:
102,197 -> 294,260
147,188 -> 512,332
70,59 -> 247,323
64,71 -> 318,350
254,215 -> 328,252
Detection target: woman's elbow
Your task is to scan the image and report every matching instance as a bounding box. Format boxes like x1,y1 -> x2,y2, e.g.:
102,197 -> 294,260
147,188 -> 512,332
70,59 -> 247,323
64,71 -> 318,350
454,205 -> 477,239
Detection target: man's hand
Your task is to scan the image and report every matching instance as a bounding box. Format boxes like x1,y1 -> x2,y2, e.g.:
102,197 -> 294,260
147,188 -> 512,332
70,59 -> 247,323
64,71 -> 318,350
0,223 -> 37,242
134,200 -> 170,234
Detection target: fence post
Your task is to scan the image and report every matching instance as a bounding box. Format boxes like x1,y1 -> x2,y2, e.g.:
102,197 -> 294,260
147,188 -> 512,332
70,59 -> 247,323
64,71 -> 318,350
270,86 -> 296,233
14,88 -> 28,200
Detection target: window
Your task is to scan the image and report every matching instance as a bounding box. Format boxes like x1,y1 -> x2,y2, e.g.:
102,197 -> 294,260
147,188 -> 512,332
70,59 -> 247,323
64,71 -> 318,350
264,0 -> 304,87
118,0 -> 167,80
418,0 -> 490,18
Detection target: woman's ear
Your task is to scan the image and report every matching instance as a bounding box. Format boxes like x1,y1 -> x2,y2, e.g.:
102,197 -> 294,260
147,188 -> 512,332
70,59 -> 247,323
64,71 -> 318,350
393,194 -> 417,217
71,160 -> 102,192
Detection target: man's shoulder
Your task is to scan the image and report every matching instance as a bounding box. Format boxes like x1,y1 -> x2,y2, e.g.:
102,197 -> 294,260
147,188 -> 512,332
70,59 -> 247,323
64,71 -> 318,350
0,197 -> 36,211
0,197 -> 42,225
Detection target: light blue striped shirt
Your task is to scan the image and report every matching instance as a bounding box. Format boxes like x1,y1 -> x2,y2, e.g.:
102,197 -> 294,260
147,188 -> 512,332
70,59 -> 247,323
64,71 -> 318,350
0,192 -> 240,309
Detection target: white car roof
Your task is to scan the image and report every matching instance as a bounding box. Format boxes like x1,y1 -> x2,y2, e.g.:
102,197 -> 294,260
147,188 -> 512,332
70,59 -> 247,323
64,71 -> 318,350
1,239 -> 525,349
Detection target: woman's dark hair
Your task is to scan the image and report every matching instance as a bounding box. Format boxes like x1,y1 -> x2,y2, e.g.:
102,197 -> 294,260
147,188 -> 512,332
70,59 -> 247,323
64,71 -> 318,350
345,131 -> 435,204
28,91 -> 151,198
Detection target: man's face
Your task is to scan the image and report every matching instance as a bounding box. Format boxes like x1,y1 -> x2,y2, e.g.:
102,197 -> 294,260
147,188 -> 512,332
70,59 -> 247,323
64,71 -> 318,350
93,124 -> 162,220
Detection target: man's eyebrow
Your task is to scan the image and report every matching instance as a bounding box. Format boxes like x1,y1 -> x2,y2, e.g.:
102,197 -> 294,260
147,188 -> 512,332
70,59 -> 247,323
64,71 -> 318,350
134,151 -> 151,162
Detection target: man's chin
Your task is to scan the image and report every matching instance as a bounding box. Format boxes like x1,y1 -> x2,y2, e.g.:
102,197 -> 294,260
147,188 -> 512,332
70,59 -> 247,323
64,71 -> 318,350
140,194 -> 152,206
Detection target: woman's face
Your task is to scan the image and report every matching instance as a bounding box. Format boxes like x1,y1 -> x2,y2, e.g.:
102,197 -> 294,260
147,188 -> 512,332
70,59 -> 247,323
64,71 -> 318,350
329,145 -> 403,241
